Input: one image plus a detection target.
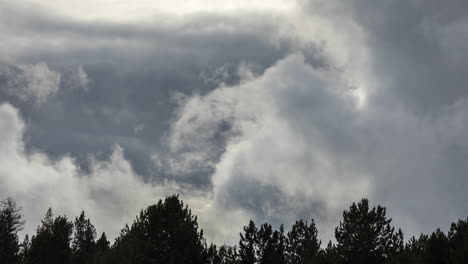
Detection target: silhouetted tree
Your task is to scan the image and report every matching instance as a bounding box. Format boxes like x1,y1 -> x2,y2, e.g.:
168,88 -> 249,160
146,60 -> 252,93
257,223 -> 273,262
448,218 -> 468,264
335,199 -> 402,264
72,211 -> 97,264
112,195 -> 206,264
0,198 -> 24,264
19,234 -> 31,264
385,234 -> 428,264
313,241 -> 340,264
260,226 -> 286,264
239,221 -> 287,264
286,219 -> 320,264
205,243 -> 222,264
96,232 -> 110,253
239,220 -> 258,264
2,194 -> 468,264
424,228 -> 449,264
27,208 -> 73,264
92,232 -> 110,263
218,245 -> 239,264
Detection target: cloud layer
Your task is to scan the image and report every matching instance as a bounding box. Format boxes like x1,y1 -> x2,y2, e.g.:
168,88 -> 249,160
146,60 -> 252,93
0,0 -> 468,245
0,103 -> 182,239
0,63 -> 61,105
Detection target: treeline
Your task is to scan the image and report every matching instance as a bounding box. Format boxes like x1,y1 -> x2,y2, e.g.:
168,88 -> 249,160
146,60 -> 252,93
1,196 -> 467,264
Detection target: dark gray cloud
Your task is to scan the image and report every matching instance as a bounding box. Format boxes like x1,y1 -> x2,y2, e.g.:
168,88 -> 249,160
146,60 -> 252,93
346,0 -> 468,113
1,0 -> 468,246
0,1 -> 293,185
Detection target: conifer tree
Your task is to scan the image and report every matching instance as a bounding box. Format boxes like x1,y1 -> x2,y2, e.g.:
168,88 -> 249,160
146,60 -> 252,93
335,199 -> 401,264
112,195 -> 206,264
218,245 -> 239,264
27,208 -> 74,264
0,198 -> 24,264
260,226 -> 286,264
286,219 -> 320,264
72,211 -> 97,264
313,241 -> 340,264
239,220 -> 258,264
19,234 -> 31,264
205,243 -> 222,264
424,228 -> 449,264
96,232 -> 110,253
448,218 -> 468,264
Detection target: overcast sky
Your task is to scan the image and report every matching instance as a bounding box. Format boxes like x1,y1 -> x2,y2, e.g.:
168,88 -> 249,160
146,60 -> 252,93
1,0 -> 468,245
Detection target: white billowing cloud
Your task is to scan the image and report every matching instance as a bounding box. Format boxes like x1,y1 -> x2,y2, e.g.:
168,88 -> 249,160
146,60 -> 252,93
163,52 -> 468,243
1,0 -> 468,247
0,103 -> 211,241
164,54 -> 374,242
2,62 -> 61,105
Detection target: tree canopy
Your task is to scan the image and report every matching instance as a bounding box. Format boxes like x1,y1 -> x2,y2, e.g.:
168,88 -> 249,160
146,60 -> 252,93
0,196 -> 466,264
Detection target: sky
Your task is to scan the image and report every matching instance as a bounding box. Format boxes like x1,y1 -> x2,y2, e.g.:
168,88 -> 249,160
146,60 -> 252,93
1,0 -> 468,245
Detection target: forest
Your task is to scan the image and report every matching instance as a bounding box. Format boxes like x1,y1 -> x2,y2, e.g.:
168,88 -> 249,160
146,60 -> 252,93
0,195 -> 467,264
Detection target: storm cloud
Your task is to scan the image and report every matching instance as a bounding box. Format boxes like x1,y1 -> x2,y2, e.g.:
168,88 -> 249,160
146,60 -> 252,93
0,0 -> 467,245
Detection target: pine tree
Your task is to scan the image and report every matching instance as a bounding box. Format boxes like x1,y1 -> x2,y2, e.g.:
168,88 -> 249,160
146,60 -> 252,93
286,219 -> 320,264
19,234 -> 31,264
27,208 -> 74,264
257,223 -> 273,263
112,195 -> 206,264
335,199 -> 401,264
424,228 -> 449,264
92,232 -> 111,263
218,245 -> 239,264
205,243 -> 222,264
0,198 -> 24,264
239,220 -> 258,264
96,232 -> 110,253
313,242 -> 340,264
260,226 -> 286,264
72,211 -> 97,264
448,218 -> 468,264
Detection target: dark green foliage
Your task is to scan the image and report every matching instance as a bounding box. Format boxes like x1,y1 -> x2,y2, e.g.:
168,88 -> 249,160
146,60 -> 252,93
239,220 -> 258,264
257,223 -> 273,263
313,242 -> 340,264
424,228 -> 450,264
91,232 -> 110,264
218,245 -> 240,264
2,196 -> 468,264
19,234 -> 31,264
448,218 -> 468,264
72,211 -> 97,264
111,195 -> 206,264
27,208 -> 74,264
205,243 -> 222,264
335,198 -> 402,264
95,232 -> 110,253
239,221 -> 287,264
260,226 -> 286,264
0,198 -> 24,264
402,234 -> 428,264
286,219 -> 321,264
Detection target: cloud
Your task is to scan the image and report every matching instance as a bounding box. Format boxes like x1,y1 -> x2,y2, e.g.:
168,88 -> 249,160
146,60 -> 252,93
0,63 -> 60,105
162,54 -> 372,242
1,0 -> 468,247
65,66 -> 90,92
163,51 -> 468,243
13,0 -> 296,21
0,102 -> 212,242
0,1 -> 293,181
